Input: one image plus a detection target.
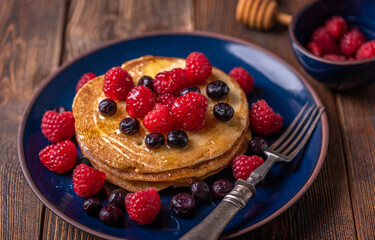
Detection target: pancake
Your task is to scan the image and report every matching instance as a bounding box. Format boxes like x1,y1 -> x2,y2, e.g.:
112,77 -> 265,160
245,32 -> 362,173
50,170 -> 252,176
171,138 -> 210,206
73,56 -> 250,192
92,128 -> 251,182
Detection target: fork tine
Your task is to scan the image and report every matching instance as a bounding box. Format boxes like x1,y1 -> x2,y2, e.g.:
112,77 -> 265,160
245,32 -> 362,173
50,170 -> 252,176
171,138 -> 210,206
281,105 -> 319,154
269,102 -> 309,150
274,104 -> 316,152
286,107 -> 325,158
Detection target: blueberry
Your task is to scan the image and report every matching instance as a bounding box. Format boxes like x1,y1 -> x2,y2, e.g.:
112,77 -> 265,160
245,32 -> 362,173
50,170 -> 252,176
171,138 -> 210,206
108,189 -> 127,210
171,193 -> 195,216
167,130 -> 188,148
212,179 -> 233,199
179,86 -> 201,96
99,98 -> 117,116
145,133 -> 165,149
213,103 -> 234,121
248,136 -> 269,157
53,106 -> 68,113
99,204 -> 124,226
190,181 -> 210,201
206,80 -> 229,100
138,75 -> 153,90
119,117 -> 140,135
82,198 -> 102,216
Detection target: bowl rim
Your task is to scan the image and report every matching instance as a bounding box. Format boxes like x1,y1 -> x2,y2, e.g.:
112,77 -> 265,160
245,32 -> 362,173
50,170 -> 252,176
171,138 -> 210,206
288,0 -> 375,66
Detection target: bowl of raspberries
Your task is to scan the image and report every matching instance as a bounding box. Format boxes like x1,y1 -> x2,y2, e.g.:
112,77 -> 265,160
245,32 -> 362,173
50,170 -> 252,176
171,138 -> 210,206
289,0 -> 375,90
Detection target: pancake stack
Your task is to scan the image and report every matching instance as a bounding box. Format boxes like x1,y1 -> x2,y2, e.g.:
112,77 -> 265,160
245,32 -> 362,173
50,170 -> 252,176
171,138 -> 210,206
72,56 -> 251,192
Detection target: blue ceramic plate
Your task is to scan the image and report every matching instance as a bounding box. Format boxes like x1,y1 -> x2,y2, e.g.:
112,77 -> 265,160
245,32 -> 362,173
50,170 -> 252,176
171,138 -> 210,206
18,32 -> 328,239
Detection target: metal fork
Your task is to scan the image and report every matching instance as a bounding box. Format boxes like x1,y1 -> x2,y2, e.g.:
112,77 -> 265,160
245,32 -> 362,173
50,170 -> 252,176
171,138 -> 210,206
181,103 -> 325,240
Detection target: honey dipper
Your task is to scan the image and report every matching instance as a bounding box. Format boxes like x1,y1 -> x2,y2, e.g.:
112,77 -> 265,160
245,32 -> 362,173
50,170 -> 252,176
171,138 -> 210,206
236,0 -> 292,30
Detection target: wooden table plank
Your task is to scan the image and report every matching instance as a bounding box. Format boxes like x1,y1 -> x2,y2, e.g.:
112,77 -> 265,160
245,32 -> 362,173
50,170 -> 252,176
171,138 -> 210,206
336,85 -> 375,240
0,0 -> 67,239
194,0 -> 357,239
41,0 -> 194,239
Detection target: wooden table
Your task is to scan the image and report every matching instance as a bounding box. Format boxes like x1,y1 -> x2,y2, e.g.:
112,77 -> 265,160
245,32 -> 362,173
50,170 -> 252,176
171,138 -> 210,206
1,0 -> 374,239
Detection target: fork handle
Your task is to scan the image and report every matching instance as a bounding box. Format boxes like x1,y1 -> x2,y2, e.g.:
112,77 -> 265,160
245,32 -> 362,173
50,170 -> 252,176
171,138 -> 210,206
180,180 -> 256,240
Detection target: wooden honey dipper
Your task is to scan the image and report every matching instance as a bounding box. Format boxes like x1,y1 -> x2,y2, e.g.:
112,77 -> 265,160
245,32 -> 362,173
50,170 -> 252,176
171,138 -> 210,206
236,0 -> 292,30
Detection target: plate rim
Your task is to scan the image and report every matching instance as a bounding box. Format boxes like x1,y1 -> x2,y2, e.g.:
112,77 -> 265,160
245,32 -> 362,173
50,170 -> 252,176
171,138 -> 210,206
17,30 -> 329,240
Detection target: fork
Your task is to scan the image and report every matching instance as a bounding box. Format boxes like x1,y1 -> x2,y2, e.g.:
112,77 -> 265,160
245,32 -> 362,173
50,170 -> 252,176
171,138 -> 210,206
181,103 -> 325,240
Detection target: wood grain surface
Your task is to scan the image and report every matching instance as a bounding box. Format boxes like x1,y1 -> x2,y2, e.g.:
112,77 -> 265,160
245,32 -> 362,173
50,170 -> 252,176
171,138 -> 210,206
1,0 -> 374,239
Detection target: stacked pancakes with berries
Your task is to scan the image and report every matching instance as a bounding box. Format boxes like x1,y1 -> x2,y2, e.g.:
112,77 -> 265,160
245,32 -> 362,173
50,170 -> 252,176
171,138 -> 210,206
73,54 -> 251,192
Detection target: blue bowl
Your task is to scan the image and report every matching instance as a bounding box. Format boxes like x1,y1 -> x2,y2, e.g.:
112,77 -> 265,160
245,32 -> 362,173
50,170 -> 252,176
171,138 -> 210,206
289,0 -> 375,90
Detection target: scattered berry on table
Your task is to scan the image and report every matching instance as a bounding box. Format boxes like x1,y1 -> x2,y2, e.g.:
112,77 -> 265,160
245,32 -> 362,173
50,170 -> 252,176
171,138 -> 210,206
213,103 -> 234,121
143,104 -> 175,133
229,67 -> 254,94
190,180 -> 210,201
212,179 -> 233,199
248,136 -> 269,157
232,155 -> 264,180
185,52 -> 212,85
323,54 -> 346,61
137,75 -> 154,91
119,117 -> 140,135
250,99 -> 283,136
41,110 -> 75,143
171,92 -> 207,131
126,85 -> 157,118
108,189 -> 127,210
179,86 -> 201,96
153,68 -> 190,95
206,80 -> 229,100
311,27 -> 340,55
73,164 -> 106,198
103,67 -> 134,101
158,93 -> 177,109
171,192 -> 196,217
356,40 -> 375,60
75,72 -> 97,93
82,198 -> 102,216
145,132 -> 165,149
167,130 -> 188,149
39,140 -> 77,173
324,16 -> 347,39
307,42 -> 323,57
98,98 -> 117,116
125,188 -> 161,225
340,28 -> 366,57
99,204 -> 124,226
53,106 -> 68,113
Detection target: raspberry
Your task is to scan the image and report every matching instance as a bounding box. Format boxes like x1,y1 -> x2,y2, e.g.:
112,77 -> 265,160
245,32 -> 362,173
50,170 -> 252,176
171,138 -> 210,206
126,85 -> 157,118
153,68 -> 190,95
75,73 -> 97,93
232,155 -> 263,180
143,104 -> 175,133
340,28 -> 366,57
323,54 -> 346,61
73,164 -> 106,198
324,16 -> 347,39
311,27 -> 340,55
228,67 -> 254,94
158,94 -> 177,109
125,188 -> 161,225
307,42 -> 323,57
250,99 -> 283,136
185,52 -> 212,85
171,92 -> 207,131
103,67 -> 134,100
41,111 -> 75,143
39,140 -> 77,173
356,40 -> 375,60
